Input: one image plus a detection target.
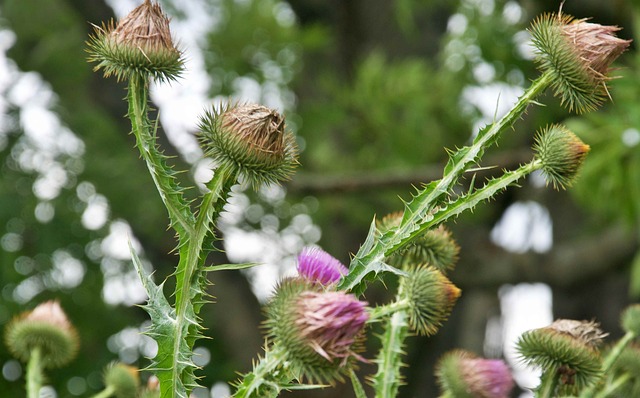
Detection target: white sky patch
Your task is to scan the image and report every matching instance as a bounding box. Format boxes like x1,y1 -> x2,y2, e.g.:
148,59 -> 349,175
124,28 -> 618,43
491,201 -> 552,254
500,283 -> 553,396
461,82 -> 524,138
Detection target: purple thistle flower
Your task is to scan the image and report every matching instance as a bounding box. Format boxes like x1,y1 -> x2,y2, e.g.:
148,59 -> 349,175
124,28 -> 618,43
459,358 -> 514,398
297,247 -> 348,286
437,350 -> 514,398
295,291 -> 369,364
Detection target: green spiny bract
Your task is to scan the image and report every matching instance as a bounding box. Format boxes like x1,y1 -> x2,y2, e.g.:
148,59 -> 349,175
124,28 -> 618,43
4,300 -> 79,368
517,320 -> 605,395
86,0 -> 184,82
529,12 -> 630,113
533,124 -> 590,190
198,103 -> 298,189
399,266 -> 460,336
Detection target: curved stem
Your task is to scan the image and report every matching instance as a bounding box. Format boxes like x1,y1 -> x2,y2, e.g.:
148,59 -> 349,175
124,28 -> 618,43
26,347 -> 43,398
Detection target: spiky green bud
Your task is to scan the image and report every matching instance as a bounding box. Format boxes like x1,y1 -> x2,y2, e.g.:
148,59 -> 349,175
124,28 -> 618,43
399,266 -> 461,336
436,350 -> 514,398
4,300 -> 79,368
529,12 -> 631,113
517,319 -> 605,395
621,304 -> 640,336
533,124 -> 590,190
264,278 -> 369,383
198,103 -> 298,188
378,213 -> 459,273
86,0 -> 184,82
103,362 -> 140,398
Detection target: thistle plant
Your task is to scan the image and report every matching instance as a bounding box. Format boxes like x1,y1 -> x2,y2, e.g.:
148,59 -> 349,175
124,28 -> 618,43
3,2 -> 636,398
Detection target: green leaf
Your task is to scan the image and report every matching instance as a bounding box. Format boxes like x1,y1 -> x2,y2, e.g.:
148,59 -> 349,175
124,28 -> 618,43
629,250 -> 640,299
203,262 -> 259,272
129,242 -> 194,398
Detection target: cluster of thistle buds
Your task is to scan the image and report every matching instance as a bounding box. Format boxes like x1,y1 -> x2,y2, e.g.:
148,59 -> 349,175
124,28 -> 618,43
4,1 -> 636,398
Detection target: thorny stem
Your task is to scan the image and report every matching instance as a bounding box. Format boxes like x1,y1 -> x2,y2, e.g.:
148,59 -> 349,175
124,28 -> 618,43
581,331 -> 636,398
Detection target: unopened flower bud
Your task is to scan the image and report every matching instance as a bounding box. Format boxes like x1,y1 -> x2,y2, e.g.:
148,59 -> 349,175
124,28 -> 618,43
378,213 -> 459,273
517,319 -> 604,394
265,279 -> 368,383
621,304 -> 640,336
198,103 -> 298,188
87,0 -> 184,82
533,124 -> 590,190
400,266 -> 461,336
103,362 -> 140,398
4,300 -> 79,368
297,247 -> 348,286
529,12 -> 631,113
436,350 -> 514,398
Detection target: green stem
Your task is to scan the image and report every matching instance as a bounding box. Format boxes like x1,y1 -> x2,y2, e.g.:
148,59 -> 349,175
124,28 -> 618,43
128,74 -> 195,237
581,331 -> 636,398
338,71 -> 553,293
372,310 -> 410,398
536,367 -> 560,398
593,373 -> 631,398
233,346 -> 288,398
90,385 -> 116,398
368,300 -> 411,322
26,347 -> 43,398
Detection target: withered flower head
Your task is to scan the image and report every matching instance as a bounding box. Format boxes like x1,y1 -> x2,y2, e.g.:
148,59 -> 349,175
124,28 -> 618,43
529,12 -> 631,113
517,319 -> 604,395
198,103 -> 298,188
87,0 -> 184,81
4,300 -> 79,368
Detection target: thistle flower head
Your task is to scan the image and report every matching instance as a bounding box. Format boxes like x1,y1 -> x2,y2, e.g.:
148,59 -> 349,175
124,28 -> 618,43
517,319 -> 605,395
436,350 -> 514,398
297,247 -> 348,286
198,103 -> 298,188
378,213 -> 459,273
103,362 -> 140,398
399,266 -> 461,336
529,12 -> 631,113
264,279 -> 369,383
621,304 -> 640,336
4,300 -> 79,368
533,124 -> 590,190
87,0 -> 184,82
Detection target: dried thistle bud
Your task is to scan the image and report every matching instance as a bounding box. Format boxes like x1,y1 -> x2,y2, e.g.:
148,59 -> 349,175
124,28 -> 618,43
621,304 -> 640,336
103,362 -> 140,398
198,103 -> 298,188
378,213 -> 459,273
87,0 -> 184,82
297,247 -> 348,286
517,319 -> 604,395
529,12 -> 631,113
533,124 -> 590,190
4,300 -> 79,368
264,279 -> 369,383
436,350 -> 514,398
399,266 -> 461,336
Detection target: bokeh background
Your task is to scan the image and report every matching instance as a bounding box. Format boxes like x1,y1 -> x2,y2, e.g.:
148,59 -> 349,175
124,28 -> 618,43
1,0 -> 639,396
